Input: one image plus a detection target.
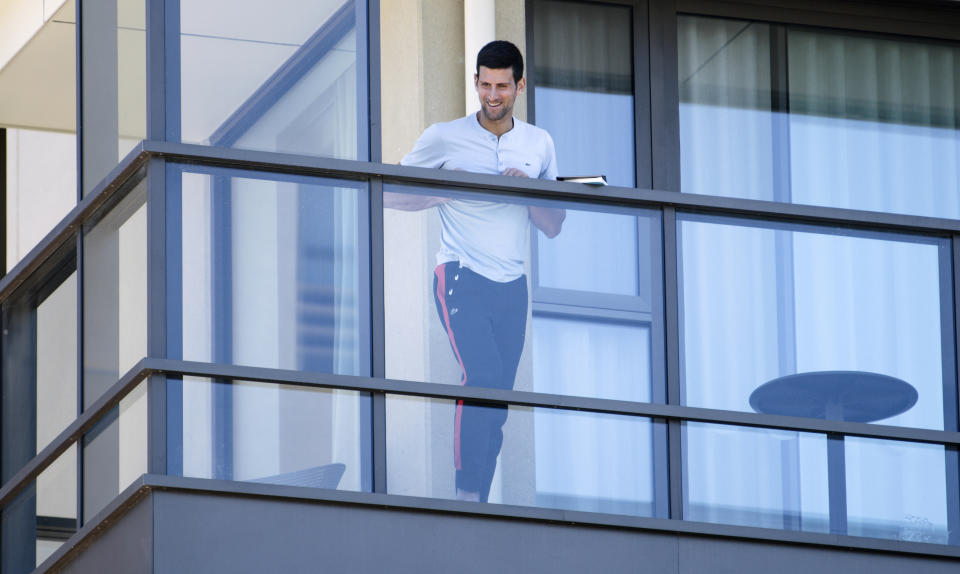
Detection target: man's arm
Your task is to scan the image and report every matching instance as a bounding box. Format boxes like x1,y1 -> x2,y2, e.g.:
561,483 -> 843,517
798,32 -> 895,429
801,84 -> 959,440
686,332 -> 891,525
383,191 -> 450,211
500,167 -> 565,238
528,205 -> 565,238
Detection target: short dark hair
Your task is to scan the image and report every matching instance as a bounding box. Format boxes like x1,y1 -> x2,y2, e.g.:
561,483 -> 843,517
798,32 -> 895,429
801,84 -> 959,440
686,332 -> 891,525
476,40 -> 524,83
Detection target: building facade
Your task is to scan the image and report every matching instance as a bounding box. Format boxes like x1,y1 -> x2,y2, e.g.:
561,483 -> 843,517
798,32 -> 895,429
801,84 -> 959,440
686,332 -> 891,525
2,0 -> 960,571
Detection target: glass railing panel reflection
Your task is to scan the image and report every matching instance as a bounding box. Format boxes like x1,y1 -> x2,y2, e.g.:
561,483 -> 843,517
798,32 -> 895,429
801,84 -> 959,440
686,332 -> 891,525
845,437 -> 950,544
684,423 -> 955,545
171,377 -> 371,493
678,15 -> 960,219
386,395 -> 657,515
0,446 -> 78,574
83,178 -> 147,409
383,184 -> 663,403
684,423 -> 829,533
179,0 -> 365,160
2,258 -> 77,485
679,214 -> 952,431
83,381 -> 148,524
174,165 -> 369,376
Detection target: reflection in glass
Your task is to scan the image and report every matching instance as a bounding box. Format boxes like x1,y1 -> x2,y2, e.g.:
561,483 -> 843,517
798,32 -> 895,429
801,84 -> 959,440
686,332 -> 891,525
534,0 -> 635,186
679,216 -> 949,431
386,396 -> 656,515
685,423 -> 953,544
2,267 -> 77,489
176,377 -> 370,492
678,15 -> 960,218
684,423 -> 829,531
0,446 -> 78,573
846,437 -> 948,543
177,167 -> 368,375
83,382 -> 148,523
180,0 -> 363,160
384,185 -> 661,403
536,210 -> 640,296
533,318 -> 650,402
84,179 -> 147,409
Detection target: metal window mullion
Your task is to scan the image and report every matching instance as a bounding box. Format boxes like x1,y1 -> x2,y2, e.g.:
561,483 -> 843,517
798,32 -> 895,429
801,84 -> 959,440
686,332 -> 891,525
947,234 -> 960,544
662,206 -> 683,519
370,176 -> 387,493
164,0 -> 181,142
634,0 -> 653,188
146,0 -> 166,141
75,224 -> 84,526
649,0 -> 680,191
75,0 -> 84,529
147,157 -> 167,475
366,0 -> 381,163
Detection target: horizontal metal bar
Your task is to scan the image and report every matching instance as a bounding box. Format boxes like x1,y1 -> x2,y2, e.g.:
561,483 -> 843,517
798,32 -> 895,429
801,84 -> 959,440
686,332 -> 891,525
531,301 -> 653,323
147,358 -> 960,446
7,355 -> 960,517
146,140 -> 960,235
3,139 -> 958,314
138,474 -> 960,560
0,143 -> 149,303
0,358 -> 154,511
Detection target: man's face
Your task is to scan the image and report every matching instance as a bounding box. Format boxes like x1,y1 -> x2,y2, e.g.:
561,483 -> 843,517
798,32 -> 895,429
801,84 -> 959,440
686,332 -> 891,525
475,66 -> 525,123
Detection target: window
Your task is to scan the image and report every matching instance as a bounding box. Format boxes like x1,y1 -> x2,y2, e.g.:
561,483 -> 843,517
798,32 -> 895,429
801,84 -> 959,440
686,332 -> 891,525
678,15 -> 960,218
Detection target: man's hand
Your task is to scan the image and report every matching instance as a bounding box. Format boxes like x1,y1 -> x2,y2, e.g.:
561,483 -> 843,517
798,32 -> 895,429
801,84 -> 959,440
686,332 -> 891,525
500,168 -> 565,237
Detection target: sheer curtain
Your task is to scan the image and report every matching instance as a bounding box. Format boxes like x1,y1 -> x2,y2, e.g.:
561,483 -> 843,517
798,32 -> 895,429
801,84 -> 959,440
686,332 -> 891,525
677,16 -> 956,540
679,216 -> 949,539
788,29 -> 960,216
678,15 -> 960,217
528,0 -> 654,516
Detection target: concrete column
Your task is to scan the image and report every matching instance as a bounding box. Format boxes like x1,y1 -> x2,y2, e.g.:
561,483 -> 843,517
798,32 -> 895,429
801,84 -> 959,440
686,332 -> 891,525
464,0 -> 496,116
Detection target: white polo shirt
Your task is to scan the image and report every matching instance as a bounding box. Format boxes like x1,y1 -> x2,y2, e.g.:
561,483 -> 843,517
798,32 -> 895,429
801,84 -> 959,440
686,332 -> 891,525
401,113 -> 558,282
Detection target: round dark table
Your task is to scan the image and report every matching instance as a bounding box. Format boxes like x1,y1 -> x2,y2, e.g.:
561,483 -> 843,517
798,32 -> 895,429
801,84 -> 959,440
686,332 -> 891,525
749,370 -> 917,534
749,370 -> 917,423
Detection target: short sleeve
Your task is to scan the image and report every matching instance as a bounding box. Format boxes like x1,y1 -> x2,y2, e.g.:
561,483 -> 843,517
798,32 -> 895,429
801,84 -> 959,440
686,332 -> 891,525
539,131 -> 558,180
400,124 -> 445,168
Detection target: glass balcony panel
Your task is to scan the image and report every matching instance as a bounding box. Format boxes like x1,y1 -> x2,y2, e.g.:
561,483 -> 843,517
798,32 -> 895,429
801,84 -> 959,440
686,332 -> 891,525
83,178 -> 147,409
679,215 -> 951,431
386,395 -> 657,515
684,422 -> 829,533
179,0 -> 365,160
37,272 -> 78,453
2,260 -> 77,486
0,446 -> 78,574
175,166 -> 369,375
536,210 -> 642,297
678,15 -> 960,219
845,437 -> 949,544
383,184 -> 662,403
173,377 -> 371,492
82,381 -> 147,523
684,423 -> 955,545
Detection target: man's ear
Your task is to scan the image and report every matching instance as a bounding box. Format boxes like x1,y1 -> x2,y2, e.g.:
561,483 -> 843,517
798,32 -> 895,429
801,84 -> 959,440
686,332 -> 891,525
516,77 -> 526,94
473,73 -> 479,89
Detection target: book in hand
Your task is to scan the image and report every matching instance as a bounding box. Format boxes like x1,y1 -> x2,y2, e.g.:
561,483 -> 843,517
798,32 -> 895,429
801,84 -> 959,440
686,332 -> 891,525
557,175 -> 607,186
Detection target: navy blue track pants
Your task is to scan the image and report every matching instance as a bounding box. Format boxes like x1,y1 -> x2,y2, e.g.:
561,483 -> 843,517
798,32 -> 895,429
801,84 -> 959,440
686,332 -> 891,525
433,262 -> 527,502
